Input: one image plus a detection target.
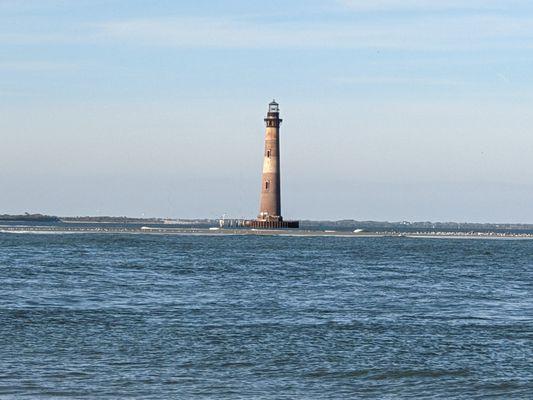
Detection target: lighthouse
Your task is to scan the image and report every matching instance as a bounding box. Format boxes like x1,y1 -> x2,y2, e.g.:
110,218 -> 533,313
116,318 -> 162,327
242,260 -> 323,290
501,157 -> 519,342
258,100 -> 282,221
248,100 -> 299,229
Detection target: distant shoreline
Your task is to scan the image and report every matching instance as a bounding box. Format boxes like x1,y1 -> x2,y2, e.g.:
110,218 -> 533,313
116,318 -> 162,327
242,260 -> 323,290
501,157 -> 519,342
0,214 -> 60,222
60,220 -> 163,225
2,214 -> 533,231
1,225 -> 532,239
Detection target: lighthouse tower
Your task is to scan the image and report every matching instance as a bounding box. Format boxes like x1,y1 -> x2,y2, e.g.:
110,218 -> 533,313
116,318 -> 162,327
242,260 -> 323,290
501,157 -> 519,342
258,100 -> 282,221
247,100 -> 298,229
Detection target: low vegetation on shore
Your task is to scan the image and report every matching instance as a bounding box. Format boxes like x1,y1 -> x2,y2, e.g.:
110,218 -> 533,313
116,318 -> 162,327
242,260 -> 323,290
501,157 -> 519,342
0,213 -> 59,222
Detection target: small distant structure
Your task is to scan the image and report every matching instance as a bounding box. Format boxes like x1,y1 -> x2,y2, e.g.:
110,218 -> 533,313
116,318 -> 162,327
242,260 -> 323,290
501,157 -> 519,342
244,100 -> 299,229
219,214 -> 246,228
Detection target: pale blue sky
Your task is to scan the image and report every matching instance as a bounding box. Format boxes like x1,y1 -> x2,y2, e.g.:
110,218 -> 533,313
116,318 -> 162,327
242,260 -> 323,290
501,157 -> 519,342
2,0 -> 533,222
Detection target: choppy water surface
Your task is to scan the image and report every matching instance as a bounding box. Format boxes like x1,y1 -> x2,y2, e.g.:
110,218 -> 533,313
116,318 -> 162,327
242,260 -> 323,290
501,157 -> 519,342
0,233 -> 532,399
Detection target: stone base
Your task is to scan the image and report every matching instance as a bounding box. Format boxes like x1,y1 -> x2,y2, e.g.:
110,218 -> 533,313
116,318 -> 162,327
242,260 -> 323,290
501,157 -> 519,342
245,220 -> 299,229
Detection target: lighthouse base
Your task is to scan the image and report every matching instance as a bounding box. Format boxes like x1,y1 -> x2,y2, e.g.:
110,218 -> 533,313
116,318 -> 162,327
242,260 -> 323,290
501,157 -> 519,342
245,220 -> 299,229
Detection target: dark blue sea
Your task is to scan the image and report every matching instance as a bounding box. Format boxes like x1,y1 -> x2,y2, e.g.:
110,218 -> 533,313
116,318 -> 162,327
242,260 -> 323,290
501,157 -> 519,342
0,232 -> 531,399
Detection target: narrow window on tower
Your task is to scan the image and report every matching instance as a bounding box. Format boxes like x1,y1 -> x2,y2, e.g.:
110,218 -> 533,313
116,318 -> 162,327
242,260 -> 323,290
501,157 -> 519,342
265,181 -> 270,190
267,150 -> 271,158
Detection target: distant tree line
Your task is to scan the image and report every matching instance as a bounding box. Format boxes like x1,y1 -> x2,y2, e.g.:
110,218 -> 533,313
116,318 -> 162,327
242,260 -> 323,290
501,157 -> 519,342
0,213 -> 60,222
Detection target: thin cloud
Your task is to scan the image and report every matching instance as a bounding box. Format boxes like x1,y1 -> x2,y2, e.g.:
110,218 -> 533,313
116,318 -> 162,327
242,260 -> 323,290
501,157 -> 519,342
331,76 -> 465,86
96,14 -> 533,51
0,88 -> 46,97
0,61 -> 75,71
2,7 -> 533,51
339,0 -> 528,11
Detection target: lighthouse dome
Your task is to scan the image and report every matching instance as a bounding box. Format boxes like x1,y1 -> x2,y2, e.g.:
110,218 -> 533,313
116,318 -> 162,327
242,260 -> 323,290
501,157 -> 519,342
268,100 -> 279,113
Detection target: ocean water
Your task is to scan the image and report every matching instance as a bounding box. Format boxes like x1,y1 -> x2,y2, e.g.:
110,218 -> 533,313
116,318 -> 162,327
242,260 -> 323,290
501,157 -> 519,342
0,233 -> 531,399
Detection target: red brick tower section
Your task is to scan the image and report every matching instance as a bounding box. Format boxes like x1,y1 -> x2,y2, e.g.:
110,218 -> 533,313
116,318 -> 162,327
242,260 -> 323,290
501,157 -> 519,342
249,100 -> 299,229
258,100 -> 282,221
